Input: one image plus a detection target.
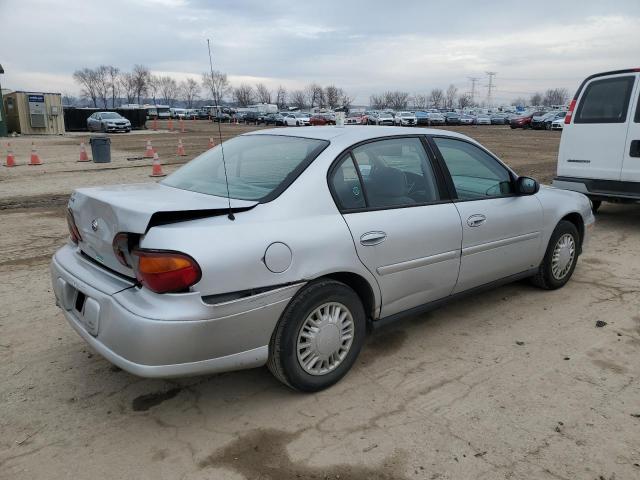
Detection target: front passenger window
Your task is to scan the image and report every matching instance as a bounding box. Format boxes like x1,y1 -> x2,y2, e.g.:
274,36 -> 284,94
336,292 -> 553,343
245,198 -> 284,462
433,137 -> 514,200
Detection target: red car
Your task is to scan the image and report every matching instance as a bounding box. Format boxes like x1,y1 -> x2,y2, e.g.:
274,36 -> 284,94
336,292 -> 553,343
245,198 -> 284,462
309,113 -> 336,126
510,111 -> 544,129
345,113 -> 366,125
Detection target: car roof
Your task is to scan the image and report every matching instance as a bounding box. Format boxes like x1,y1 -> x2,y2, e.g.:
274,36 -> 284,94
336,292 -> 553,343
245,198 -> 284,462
244,125 -> 476,144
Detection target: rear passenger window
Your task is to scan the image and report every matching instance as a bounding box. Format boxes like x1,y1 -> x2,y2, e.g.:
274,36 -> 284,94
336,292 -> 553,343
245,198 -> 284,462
575,76 -> 635,124
351,138 -> 440,208
330,157 -> 366,210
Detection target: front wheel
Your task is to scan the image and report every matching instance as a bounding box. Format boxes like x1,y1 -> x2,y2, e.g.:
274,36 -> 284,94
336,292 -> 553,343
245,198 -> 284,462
530,220 -> 580,290
268,280 -> 366,392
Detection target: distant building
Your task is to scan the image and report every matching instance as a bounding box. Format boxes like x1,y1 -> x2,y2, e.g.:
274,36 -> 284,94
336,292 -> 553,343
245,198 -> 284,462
3,91 -> 65,135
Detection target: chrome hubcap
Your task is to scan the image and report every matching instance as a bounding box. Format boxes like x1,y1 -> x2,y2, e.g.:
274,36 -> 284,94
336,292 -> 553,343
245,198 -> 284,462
296,302 -> 354,376
551,233 -> 576,280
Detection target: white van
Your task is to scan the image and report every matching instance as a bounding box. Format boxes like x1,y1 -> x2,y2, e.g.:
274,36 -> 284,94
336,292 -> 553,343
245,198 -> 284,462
553,68 -> 640,212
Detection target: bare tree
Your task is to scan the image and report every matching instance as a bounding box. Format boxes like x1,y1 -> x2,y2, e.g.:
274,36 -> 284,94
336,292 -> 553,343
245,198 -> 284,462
340,91 -> 354,110
73,68 -> 100,107
106,66 -> 120,108
233,84 -> 254,107
180,78 -> 200,108
62,92 -> 79,106
369,93 -> 386,109
413,93 -> 428,109
132,64 -> 150,104
290,90 -> 307,109
429,88 -> 444,109
445,84 -> 458,110
386,91 -> 410,110
147,75 -> 160,105
276,85 -> 287,109
458,93 -> 473,109
157,76 -> 179,106
325,85 -> 344,109
255,83 -> 271,104
93,66 -> 111,108
120,73 -> 137,104
202,70 -> 230,106
305,83 -> 325,109
512,97 -> 527,108
543,88 -> 569,106
530,92 -> 543,106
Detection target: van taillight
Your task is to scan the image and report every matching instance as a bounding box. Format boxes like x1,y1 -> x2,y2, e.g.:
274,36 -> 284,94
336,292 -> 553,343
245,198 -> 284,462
132,249 -> 201,294
564,99 -> 577,124
66,209 -> 82,244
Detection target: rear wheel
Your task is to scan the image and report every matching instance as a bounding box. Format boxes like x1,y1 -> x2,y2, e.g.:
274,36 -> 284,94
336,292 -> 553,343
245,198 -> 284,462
531,220 -> 580,290
268,280 -> 366,392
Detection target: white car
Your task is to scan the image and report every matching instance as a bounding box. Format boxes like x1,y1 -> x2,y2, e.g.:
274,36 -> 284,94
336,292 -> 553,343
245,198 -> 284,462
476,114 -> 492,125
376,113 -> 395,126
284,113 -> 311,126
551,118 -> 564,130
394,111 -> 417,126
553,68 -> 640,212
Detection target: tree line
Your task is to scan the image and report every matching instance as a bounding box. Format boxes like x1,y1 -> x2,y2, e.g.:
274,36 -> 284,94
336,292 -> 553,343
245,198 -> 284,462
72,64 -> 353,110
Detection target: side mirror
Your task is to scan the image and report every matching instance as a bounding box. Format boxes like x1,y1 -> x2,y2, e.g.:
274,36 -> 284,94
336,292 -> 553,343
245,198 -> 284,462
517,176 -> 539,195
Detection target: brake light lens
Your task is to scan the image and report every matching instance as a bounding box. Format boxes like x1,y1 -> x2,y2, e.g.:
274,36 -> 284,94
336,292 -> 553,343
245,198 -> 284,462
112,233 -> 132,267
564,99 -> 576,124
66,209 -> 82,244
132,249 -> 201,294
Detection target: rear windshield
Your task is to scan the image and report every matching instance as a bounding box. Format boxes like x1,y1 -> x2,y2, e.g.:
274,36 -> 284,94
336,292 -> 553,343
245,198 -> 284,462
162,135 -> 329,201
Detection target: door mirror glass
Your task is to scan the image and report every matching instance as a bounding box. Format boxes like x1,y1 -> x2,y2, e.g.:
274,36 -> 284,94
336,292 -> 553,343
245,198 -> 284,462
517,176 -> 539,195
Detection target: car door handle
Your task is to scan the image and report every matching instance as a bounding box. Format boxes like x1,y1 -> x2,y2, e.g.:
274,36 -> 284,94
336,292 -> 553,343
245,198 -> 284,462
630,140 -> 640,158
360,231 -> 387,246
467,214 -> 486,227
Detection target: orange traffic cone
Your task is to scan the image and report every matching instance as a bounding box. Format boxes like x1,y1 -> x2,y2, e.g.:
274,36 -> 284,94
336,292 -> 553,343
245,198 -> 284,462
143,140 -> 154,158
78,142 -> 90,162
176,138 -> 186,156
208,137 -> 215,149
152,117 -> 158,131
4,143 -> 16,167
28,142 -> 42,166
179,118 -> 185,133
168,118 -> 174,131
150,152 -> 166,177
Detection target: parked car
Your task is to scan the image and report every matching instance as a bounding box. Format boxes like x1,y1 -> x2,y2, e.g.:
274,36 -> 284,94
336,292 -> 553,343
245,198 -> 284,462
490,114 -> 507,125
182,109 -> 199,120
345,113 -> 366,125
87,112 -> 131,133
551,118 -> 564,131
553,68 -> 640,212
476,114 -> 492,125
374,112 -> 394,126
394,111 -> 418,126
426,112 -> 446,126
459,114 -> 475,125
283,113 -> 311,126
415,111 -> 430,126
264,113 -> 285,126
310,113 -> 336,126
196,108 -> 210,120
543,111 -> 567,130
510,112 -> 544,129
170,108 -> 187,119
445,112 -> 461,125
52,126 -> 593,392
243,111 -> 265,125
531,111 -> 553,129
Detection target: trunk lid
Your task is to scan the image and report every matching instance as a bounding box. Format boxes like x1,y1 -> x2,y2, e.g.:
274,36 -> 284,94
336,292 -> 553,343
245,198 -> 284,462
69,183 -> 257,277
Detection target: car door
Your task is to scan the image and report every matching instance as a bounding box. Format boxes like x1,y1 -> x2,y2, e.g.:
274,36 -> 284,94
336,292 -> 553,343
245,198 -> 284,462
329,136 -> 462,318
88,114 -> 97,130
558,73 -> 637,180
621,73 -> 640,181
430,136 -> 543,293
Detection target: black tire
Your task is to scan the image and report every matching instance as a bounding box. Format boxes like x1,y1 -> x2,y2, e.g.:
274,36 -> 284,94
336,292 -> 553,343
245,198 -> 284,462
590,200 -> 602,213
530,220 -> 580,290
268,280 -> 366,392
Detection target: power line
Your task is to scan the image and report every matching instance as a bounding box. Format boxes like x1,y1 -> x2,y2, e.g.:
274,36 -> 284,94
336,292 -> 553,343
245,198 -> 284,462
485,72 -> 497,107
468,76 -> 480,104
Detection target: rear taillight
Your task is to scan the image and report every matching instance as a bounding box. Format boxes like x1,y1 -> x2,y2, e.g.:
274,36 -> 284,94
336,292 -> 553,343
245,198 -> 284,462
564,99 -> 576,124
112,232 -> 133,267
66,209 -> 82,244
132,249 -> 201,294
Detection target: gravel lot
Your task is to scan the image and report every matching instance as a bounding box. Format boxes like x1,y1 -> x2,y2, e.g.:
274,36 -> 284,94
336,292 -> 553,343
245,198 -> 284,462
1,123 -> 638,479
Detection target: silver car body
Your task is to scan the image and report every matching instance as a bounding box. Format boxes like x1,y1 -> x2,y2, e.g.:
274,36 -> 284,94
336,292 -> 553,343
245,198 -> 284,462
51,126 -> 594,378
87,112 -> 131,132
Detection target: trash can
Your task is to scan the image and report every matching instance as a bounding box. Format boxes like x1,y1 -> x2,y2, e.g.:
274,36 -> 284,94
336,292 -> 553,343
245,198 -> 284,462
89,135 -> 111,163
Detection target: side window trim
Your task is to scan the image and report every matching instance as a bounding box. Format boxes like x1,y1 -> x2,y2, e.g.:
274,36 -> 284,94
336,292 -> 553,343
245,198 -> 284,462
326,135 -> 451,213
427,134 -> 517,202
350,151 -> 370,207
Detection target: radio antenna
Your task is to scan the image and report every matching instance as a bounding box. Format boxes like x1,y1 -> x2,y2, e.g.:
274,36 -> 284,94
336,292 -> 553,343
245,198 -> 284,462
207,38 -> 234,220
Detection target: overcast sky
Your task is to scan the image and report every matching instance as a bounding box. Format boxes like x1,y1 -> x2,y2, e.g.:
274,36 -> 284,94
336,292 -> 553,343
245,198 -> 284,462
1,0 -> 639,105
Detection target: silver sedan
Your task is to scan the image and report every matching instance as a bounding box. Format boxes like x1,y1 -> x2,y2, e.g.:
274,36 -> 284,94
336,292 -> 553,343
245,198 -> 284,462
87,112 -> 131,132
51,126 -> 594,391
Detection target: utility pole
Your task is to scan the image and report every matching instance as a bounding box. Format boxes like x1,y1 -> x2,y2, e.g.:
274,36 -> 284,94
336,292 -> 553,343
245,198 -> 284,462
485,71 -> 497,108
468,76 -> 480,105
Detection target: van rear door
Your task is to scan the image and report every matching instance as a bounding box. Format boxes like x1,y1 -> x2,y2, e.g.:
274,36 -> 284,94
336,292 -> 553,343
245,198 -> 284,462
621,74 -> 640,182
558,73 -> 637,180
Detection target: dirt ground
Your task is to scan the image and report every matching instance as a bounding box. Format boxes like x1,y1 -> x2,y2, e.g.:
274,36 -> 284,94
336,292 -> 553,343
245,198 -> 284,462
1,123 -> 639,479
